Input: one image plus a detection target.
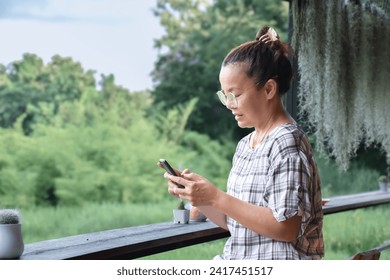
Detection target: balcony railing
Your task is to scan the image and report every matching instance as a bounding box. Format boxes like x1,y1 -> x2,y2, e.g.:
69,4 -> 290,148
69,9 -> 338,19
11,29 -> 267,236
20,190 -> 390,260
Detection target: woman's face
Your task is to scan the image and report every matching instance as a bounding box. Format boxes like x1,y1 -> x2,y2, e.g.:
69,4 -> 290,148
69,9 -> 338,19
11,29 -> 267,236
219,63 -> 268,128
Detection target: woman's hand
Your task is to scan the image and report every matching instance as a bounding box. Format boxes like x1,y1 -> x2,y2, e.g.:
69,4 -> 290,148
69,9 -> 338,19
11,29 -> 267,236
163,168 -> 222,207
157,163 -> 228,229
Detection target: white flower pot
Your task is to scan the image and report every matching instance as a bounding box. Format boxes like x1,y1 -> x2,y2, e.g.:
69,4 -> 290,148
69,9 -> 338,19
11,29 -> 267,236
379,182 -> 388,192
0,224 -> 24,259
173,209 -> 190,224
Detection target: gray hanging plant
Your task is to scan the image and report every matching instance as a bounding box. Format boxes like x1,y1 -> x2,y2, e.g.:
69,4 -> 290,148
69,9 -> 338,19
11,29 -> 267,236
294,0 -> 390,170
0,209 -> 21,224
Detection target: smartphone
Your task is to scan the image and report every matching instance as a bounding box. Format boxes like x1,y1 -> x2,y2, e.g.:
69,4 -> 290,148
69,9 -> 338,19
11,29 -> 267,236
159,159 -> 185,188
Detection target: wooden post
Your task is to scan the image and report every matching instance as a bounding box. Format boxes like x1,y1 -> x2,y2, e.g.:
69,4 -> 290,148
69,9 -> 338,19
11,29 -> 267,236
285,0 -> 298,121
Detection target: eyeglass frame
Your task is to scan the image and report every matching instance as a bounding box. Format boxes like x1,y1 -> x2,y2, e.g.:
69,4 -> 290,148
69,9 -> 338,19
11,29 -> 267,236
216,76 -> 281,108
216,90 -> 239,108
215,81 -> 264,108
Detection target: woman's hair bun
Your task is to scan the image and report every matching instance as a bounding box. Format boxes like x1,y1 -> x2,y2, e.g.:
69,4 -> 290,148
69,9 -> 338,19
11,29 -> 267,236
255,26 -> 281,51
255,26 -> 272,41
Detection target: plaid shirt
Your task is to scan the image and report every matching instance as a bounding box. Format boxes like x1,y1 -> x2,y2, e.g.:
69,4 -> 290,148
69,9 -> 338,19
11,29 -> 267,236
216,123 -> 324,260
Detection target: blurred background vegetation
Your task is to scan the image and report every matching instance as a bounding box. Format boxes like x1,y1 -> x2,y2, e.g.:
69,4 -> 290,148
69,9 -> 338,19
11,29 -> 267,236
0,0 -> 388,259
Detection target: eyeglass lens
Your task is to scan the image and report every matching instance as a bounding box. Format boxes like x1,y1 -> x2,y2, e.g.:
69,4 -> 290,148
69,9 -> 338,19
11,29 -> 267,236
216,91 -> 238,107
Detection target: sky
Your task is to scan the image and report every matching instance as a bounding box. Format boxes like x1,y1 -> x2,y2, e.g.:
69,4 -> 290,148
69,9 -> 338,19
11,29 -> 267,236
0,0 -> 165,91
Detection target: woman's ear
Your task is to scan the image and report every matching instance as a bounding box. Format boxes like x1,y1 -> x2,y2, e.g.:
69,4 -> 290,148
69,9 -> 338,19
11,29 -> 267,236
264,79 -> 278,100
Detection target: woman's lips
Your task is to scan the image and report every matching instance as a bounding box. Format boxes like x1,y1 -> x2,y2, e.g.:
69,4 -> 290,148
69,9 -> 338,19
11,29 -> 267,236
233,113 -> 243,121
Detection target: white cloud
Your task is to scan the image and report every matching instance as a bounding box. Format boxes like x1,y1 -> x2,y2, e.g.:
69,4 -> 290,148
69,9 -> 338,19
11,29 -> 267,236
1,0 -> 151,22
0,0 -> 164,91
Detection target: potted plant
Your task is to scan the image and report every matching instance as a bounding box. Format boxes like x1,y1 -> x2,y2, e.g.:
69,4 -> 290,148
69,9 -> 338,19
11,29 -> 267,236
173,200 -> 190,224
0,209 -> 24,259
189,205 -> 207,222
378,176 -> 389,192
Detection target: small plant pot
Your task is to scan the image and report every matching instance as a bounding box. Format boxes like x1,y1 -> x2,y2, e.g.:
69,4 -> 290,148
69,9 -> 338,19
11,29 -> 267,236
379,182 -> 388,192
173,209 -> 190,224
190,206 -> 207,222
0,224 -> 24,259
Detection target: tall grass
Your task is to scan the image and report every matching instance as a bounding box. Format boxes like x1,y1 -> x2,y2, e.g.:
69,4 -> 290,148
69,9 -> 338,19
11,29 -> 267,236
21,202 -> 390,260
21,201 -> 177,243
323,205 -> 390,260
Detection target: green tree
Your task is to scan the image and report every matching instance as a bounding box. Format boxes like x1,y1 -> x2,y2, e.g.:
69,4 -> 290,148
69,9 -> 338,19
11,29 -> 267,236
0,54 -> 96,134
152,0 -> 289,141
0,54 -> 45,132
154,98 -> 199,145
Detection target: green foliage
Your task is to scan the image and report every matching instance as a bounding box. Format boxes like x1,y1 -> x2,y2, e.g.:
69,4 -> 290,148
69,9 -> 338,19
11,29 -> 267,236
0,87 -> 166,206
181,131 -> 234,189
0,54 -> 96,134
152,0 -> 289,141
177,200 -> 186,210
0,73 -> 233,207
34,159 -> 61,206
316,151 -> 382,197
21,201 -> 178,243
323,205 -> 390,259
0,129 -> 38,207
153,98 -> 199,145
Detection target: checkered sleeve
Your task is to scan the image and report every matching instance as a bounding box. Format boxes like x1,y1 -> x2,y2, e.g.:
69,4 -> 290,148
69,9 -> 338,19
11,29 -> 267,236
265,156 -> 312,232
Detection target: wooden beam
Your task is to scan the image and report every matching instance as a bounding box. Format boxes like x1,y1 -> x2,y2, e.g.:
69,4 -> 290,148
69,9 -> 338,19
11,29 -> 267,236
322,190 -> 390,214
21,221 -> 229,260
20,190 -> 390,260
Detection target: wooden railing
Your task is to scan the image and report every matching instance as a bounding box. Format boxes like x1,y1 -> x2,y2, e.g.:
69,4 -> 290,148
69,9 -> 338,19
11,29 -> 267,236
20,190 -> 390,260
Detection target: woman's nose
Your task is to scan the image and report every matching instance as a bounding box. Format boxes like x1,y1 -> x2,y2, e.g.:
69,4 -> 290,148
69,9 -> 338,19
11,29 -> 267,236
226,100 -> 237,110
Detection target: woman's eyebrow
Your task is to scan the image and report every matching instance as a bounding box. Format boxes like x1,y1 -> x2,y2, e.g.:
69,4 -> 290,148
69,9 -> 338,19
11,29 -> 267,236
223,86 -> 240,92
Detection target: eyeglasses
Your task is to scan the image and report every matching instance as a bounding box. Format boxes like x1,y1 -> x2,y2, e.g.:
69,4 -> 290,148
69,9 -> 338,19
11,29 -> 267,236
216,90 -> 238,108
216,80 -> 274,109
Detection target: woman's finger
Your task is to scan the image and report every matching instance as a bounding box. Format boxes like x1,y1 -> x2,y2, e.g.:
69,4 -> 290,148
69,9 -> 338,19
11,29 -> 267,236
165,173 -> 190,187
181,171 -> 202,181
168,183 -> 184,197
181,168 -> 191,175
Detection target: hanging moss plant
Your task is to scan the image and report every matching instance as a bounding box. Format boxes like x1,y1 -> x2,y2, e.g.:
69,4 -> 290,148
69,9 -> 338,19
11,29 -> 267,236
293,0 -> 390,170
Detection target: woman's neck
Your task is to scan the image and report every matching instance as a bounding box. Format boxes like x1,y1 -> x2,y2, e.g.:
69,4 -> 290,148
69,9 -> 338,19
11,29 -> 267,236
251,107 -> 293,148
